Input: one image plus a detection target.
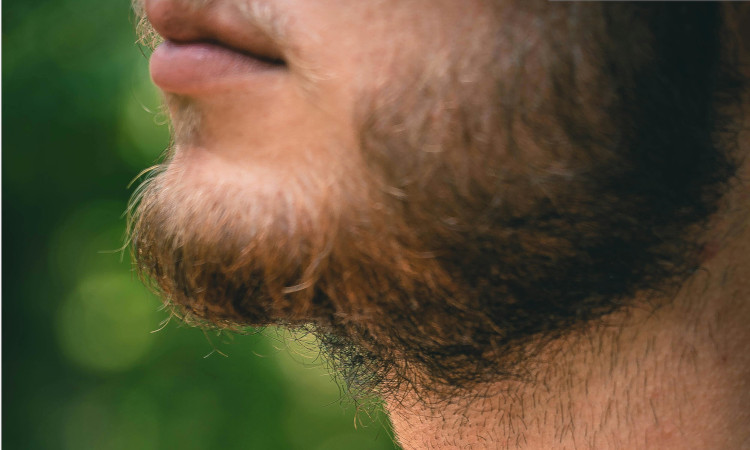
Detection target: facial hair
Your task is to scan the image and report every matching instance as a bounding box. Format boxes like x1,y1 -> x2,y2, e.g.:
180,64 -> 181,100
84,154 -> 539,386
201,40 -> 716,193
130,2 -> 741,399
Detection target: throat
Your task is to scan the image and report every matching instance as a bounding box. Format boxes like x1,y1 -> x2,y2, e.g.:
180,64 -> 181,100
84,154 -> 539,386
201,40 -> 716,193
384,280 -> 750,450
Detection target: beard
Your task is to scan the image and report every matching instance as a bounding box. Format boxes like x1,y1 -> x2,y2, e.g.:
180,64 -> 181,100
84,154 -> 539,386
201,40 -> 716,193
131,3 -> 740,399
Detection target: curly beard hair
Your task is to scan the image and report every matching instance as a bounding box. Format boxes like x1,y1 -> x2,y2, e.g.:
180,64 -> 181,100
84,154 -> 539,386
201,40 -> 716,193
130,2 -> 742,400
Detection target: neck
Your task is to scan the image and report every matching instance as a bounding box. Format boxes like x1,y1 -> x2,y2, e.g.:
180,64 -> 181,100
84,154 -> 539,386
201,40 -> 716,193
386,139 -> 750,450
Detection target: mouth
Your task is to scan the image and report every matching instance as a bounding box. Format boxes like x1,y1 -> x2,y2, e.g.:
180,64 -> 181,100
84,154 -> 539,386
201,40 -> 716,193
144,0 -> 288,94
183,38 -> 286,66
149,39 -> 286,94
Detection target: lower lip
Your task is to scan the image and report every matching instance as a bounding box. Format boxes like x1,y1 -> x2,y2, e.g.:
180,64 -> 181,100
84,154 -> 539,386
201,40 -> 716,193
149,41 -> 285,94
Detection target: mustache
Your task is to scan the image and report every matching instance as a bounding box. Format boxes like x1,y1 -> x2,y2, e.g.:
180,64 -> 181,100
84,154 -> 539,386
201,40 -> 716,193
132,0 -> 322,88
132,0 -> 161,50
132,0 -> 290,54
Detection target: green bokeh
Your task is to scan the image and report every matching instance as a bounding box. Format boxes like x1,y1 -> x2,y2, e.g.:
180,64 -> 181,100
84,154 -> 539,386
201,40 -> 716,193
56,272 -> 158,372
2,1 -> 399,448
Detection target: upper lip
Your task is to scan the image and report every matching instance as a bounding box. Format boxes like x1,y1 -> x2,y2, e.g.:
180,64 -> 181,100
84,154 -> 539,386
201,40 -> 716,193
144,0 -> 286,64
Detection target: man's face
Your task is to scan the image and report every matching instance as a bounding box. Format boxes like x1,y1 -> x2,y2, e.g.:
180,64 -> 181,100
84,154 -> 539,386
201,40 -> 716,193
132,0 -> 733,396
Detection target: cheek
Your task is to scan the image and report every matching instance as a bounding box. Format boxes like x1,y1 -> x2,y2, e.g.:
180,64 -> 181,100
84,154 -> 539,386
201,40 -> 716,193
282,0 -> 496,128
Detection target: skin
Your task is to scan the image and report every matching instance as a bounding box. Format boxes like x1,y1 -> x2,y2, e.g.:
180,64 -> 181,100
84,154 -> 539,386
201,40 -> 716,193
132,0 -> 750,448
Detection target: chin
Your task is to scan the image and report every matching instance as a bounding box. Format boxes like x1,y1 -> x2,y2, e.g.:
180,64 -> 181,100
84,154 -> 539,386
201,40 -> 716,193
131,2 -> 738,397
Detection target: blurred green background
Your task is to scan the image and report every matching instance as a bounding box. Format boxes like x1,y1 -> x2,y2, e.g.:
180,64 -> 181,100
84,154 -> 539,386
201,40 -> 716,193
2,1 -> 399,448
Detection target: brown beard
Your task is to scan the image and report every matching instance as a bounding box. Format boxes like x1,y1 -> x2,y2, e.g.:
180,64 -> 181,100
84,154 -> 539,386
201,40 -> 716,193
130,2 -> 741,399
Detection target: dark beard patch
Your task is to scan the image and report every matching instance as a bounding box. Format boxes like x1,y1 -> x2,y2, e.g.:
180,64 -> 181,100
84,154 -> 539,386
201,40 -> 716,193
130,2 -> 742,401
